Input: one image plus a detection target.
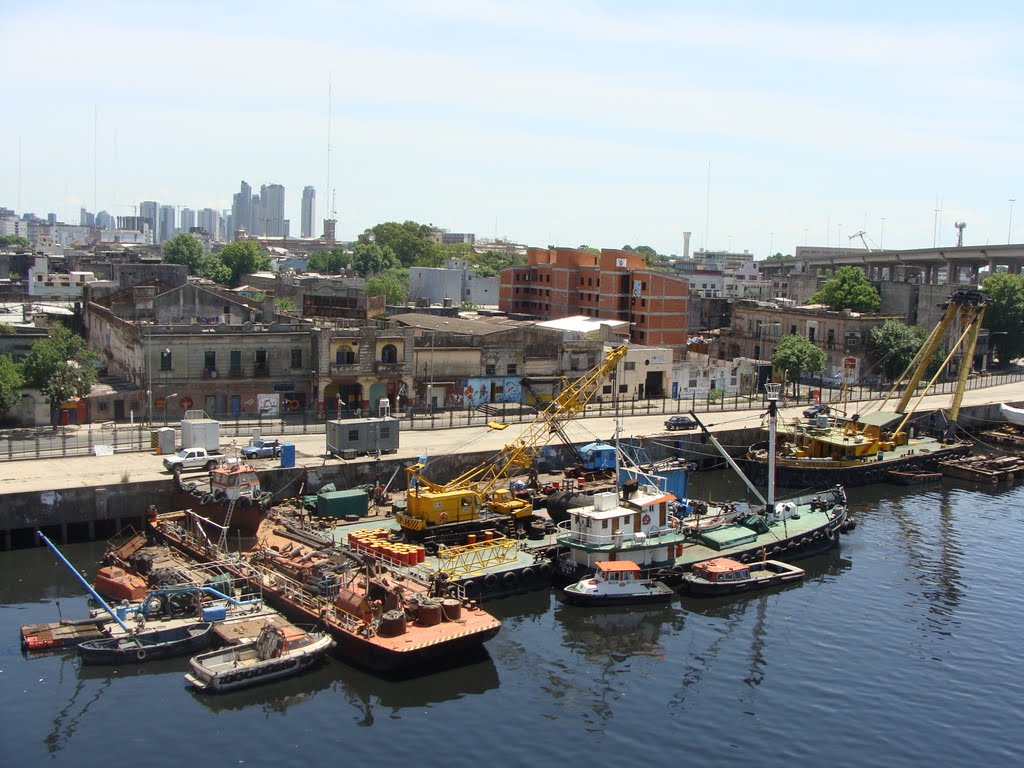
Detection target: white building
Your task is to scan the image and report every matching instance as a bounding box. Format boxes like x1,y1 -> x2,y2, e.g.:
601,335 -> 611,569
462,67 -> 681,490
408,259 -> 498,307
27,256 -> 106,298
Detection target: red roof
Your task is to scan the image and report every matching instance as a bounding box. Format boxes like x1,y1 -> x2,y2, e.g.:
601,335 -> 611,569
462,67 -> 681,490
697,558 -> 747,573
595,560 -> 642,573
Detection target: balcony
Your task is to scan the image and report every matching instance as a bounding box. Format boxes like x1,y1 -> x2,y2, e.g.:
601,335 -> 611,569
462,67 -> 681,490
254,364 -> 270,377
375,362 -> 404,375
330,362 -> 364,376
202,368 -> 218,379
228,367 -> 243,379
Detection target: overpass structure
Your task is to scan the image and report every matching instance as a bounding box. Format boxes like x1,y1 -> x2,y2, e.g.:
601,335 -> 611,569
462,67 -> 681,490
787,243 -> 1024,285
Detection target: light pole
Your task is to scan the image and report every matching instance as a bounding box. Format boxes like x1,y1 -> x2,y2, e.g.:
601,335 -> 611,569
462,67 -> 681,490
164,393 -> 178,426
145,322 -> 153,426
1009,199 -> 1016,245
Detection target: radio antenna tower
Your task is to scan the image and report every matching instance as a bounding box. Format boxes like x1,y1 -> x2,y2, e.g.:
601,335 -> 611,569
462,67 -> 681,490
955,221 -> 966,247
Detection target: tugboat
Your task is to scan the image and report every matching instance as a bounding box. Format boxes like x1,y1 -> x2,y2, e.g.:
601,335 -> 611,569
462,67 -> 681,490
562,560 -> 673,606
172,460 -> 273,537
679,557 -> 805,597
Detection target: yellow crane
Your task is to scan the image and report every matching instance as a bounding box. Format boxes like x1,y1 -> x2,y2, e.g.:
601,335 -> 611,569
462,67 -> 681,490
397,344 -> 629,541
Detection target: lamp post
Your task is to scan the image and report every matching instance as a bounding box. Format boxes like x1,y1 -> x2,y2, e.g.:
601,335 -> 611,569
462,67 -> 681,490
145,322 -> 153,426
164,393 -> 178,426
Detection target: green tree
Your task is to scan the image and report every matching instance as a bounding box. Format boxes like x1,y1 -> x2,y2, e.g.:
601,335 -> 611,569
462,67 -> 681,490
0,235 -> 31,248
365,272 -> 408,305
809,266 -> 881,312
21,324 -> 98,420
275,297 -> 297,313
162,233 -> 204,273
357,221 -> 436,267
772,334 -> 825,395
867,320 -> 931,381
217,241 -> 271,287
983,272 -> 1024,365
307,247 -> 348,274
352,242 -> 400,277
196,254 -> 231,284
0,354 -> 24,416
470,248 -> 526,278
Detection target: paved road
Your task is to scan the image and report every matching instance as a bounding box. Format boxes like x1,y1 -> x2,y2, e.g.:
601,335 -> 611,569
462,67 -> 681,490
1,383 -> 1020,497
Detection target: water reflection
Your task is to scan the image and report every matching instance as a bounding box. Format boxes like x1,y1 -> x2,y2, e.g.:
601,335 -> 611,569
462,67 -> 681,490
43,654 -> 111,755
553,601 -> 681,662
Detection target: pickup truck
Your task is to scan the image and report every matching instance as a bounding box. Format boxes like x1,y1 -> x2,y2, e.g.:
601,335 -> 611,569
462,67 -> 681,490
163,447 -> 223,473
241,439 -> 283,459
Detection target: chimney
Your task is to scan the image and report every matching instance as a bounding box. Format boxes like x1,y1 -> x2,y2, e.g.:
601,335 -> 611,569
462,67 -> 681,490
262,289 -> 276,323
683,232 -> 692,260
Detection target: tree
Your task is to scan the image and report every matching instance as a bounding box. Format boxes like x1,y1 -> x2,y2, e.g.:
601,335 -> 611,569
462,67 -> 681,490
867,320 -> 931,381
365,272 -> 408,305
0,235 -> 31,248
772,334 -> 825,395
351,242 -> 400,277
21,324 -> 98,420
275,297 -> 297,313
217,241 -> 270,287
983,272 -> 1024,365
0,354 -> 23,416
357,221 -> 435,267
307,248 -> 348,275
196,254 -> 231,284
471,248 -> 526,278
162,233 -> 204,273
809,266 -> 881,312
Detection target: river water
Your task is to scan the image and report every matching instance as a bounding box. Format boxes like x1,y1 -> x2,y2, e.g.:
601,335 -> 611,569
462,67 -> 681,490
2,475 -> 1023,767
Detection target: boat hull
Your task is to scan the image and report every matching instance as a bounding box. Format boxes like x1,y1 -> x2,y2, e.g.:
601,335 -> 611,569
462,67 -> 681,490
77,622 -> 215,665
186,635 -> 335,692
680,561 -> 805,597
736,442 -> 970,488
561,583 -> 674,606
169,491 -> 266,538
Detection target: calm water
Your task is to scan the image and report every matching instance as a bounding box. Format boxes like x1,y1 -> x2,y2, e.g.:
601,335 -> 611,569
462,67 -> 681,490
3,477 -> 1023,767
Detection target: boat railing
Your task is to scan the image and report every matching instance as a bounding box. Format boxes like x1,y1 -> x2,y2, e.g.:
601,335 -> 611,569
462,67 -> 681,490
554,519 -> 683,548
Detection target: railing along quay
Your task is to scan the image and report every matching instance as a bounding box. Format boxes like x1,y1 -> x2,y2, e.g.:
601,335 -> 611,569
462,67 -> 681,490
2,371 -> 1022,462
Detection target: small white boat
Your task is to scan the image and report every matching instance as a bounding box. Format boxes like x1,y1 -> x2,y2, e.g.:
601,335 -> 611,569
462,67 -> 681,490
562,560 -> 673,606
999,403 -> 1024,428
680,557 -> 805,597
185,623 -> 334,693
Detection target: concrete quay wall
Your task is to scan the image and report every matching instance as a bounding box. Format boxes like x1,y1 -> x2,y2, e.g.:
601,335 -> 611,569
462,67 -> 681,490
0,403 -> 1005,550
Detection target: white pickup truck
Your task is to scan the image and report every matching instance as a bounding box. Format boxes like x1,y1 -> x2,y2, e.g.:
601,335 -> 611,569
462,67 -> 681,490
162,447 -> 224,473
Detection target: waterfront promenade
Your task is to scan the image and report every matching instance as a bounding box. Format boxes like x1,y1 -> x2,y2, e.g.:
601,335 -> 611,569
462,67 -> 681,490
2,380 -> 1022,497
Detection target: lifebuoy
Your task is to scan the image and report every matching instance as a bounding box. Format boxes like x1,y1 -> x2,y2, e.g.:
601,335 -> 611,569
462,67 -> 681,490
641,513 -> 652,525
289,400 -> 300,411
136,648 -> 147,661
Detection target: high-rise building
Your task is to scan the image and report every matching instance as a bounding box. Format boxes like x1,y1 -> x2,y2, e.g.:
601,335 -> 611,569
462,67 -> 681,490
260,183 -> 286,237
80,207 -> 95,227
301,186 -> 316,238
139,201 -> 159,239
158,205 -> 176,243
96,210 -> 115,229
179,207 -> 195,233
230,181 -> 252,240
198,208 -> 220,240
47,213 -> 57,225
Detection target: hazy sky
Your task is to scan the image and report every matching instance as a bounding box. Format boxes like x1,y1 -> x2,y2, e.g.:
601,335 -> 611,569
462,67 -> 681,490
2,1 -> 1022,256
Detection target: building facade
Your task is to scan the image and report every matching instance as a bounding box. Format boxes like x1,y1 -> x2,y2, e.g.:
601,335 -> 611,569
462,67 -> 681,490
300,186 -> 316,238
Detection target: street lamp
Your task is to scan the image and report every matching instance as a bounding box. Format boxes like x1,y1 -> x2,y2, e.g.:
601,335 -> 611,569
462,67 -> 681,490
164,393 -> 178,426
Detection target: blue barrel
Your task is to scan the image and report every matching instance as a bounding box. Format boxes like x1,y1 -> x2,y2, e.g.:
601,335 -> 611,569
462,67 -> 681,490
280,443 -> 296,468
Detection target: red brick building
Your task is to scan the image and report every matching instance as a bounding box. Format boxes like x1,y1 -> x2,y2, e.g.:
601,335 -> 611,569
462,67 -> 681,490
499,247 -> 690,357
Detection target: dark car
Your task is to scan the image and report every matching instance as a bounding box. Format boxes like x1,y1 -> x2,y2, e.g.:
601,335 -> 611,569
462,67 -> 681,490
241,439 -> 283,459
665,415 -> 698,431
803,403 -> 831,419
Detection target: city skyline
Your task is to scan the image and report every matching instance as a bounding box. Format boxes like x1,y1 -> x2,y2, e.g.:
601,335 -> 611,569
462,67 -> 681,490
2,1 -> 1023,256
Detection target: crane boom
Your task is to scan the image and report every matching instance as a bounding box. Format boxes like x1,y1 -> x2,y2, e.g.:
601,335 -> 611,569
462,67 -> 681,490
399,344 -> 628,535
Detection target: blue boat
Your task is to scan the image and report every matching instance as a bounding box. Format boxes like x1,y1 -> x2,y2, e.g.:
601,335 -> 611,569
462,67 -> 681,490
77,622 -> 215,665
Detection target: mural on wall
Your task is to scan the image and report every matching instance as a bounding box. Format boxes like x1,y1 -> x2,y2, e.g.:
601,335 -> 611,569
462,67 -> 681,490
461,378 -> 523,407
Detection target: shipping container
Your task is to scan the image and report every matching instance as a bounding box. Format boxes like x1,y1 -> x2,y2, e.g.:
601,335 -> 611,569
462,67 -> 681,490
317,488 -> 370,518
181,411 -> 220,450
326,417 -> 400,458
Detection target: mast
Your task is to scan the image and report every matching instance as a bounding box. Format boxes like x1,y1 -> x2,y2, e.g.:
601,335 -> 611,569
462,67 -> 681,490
764,382 -> 781,514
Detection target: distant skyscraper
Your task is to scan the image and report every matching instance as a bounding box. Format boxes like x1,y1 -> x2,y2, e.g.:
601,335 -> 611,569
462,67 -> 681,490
260,183 -> 286,237
230,181 -> 252,240
158,205 -> 176,243
301,186 -> 316,238
180,207 -> 195,233
47,213 -> 57,225
96,210 -> 115,229
80,207 -> 95,227
139,201 -> 159,239
198,208 -> 219,240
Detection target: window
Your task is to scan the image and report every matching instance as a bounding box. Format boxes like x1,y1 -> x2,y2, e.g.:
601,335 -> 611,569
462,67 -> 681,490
160,349 -> 172,371
98,401 -> 108,412
291,349 -> 302,368
619,384 -> 628,394
485,364 -> 496,375
506,364 -> 517,375
381,344 -> 398,364
255,349 -> 268,367
624,361 -> 636,371
204,350 -> 216,371
380,427 -> 391,439
230,350 -> 241,373
602,385 -> 612,394
348,429 -> 359,441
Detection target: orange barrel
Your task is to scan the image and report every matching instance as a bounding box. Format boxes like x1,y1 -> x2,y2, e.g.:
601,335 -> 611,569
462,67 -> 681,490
405,547 -> 416,566
676,544 -> 684,557
484,530 -> 495,541
466,534 -> 477,545
416,546 -> 426,563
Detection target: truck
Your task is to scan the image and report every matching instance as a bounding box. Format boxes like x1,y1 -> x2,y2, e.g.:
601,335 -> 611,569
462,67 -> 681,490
163,447 -> 224,474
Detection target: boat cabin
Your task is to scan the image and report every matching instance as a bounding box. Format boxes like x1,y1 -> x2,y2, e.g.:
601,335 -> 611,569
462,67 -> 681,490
692,558 -> 751,583
255,624 -> 314,660
209,462 -> 262,501
592,560 -> 642,584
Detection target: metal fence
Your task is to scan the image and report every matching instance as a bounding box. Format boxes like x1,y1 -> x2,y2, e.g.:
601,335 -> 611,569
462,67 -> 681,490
2,370 -> 1022,462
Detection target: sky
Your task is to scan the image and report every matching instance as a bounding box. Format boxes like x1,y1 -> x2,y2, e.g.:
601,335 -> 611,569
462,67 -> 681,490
2,0 -> 1023,257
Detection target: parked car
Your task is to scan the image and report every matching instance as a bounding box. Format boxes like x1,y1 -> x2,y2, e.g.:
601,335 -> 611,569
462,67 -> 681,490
163,448 -> 224,473
803,403 -> 831,419
665,415 -> 698,431
241,439 -> 283,459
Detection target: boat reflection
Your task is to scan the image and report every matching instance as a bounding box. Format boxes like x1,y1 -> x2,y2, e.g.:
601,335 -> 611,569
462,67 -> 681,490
553,598 -> 682,662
